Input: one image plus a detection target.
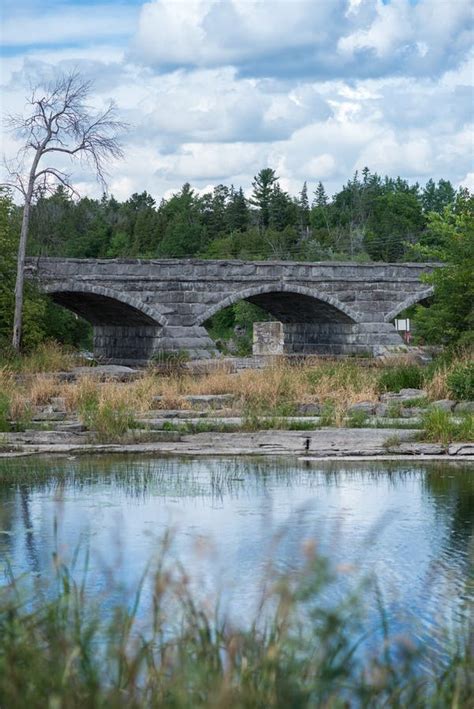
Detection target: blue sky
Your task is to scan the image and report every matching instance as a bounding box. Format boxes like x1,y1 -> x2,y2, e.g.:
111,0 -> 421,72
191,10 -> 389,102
1,0 -> 473,200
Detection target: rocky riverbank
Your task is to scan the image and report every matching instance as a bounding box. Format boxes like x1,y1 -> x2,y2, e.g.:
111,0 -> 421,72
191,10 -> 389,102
1,359 -> 472,460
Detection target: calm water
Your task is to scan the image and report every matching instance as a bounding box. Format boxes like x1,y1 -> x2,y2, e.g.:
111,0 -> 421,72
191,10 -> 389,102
0,456 -> 472,645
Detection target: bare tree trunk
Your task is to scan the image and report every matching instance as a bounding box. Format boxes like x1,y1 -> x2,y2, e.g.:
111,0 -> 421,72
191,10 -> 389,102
12,194 -> 31,350
12,156 -> 39,351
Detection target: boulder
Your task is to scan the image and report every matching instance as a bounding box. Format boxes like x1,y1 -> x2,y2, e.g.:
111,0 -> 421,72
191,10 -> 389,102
454,401 -> 474,414
400,407 -> 424,418
297,403 -> 322,416
71,365 -> 140,381
380,388 -> 426,403
347,401 -> 376,415
448,443 -> 474,456
430,399 -> 456,412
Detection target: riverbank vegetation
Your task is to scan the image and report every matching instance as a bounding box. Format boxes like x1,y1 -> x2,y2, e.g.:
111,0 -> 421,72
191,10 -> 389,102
0,538 -> 471,707
0,346 -> 472,444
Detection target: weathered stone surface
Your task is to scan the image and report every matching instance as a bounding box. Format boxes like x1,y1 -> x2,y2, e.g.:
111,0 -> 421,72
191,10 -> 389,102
448,443 -> 474,455
71,365 -> 140,380
26,258 -> 436,363
297,403 -> 322,415
381,388 -> 427,402
400,407 -> 424,418
454,401 -> 474,414
347,401 -> 376,415
431,399 -> 456,412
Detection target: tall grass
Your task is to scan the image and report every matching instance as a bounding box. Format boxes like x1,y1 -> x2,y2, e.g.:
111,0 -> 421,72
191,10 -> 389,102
420,409 -> 474,445
0,341 -> 84,373
0,546 -> 470,707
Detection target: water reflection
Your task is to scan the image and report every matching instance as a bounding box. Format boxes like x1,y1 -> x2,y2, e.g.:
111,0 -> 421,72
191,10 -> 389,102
0,456 -> 472,645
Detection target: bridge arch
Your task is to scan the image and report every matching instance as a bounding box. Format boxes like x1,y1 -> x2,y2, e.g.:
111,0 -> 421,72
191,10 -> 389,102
43,283 -> 166,327
196,283 -> 361,326
384,287 -> 435,323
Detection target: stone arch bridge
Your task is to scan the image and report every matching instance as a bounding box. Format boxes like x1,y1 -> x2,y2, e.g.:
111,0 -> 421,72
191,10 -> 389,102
25,258 -> 435,363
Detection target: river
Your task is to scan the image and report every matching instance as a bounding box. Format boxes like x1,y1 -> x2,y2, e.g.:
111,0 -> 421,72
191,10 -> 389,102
0,456 -> 472,651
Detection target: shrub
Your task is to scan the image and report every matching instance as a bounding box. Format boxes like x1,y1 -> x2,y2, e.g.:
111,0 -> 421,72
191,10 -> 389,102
446,360 -> 474,400
377,365 -> 425,393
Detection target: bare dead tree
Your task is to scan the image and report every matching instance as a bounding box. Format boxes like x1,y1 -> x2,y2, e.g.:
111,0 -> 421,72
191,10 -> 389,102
2,71 -> 127,351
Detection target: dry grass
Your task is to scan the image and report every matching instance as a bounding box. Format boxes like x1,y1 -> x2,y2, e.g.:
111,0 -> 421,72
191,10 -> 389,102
148,361 -> 379,423
1,361 -> 381,425
27,375 -> 62,406
425,352 -> 473,400
2,341 -> 83,374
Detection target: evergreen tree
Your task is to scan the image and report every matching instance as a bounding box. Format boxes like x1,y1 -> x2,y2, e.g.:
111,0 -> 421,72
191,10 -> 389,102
298,182 -> 310,237
421,179 -> 456,214
250,168 -> 278,229
313,181 -> 328,207
226,187 -> 249,232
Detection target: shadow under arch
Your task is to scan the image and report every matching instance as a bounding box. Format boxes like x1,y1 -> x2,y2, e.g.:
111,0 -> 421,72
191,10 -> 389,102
384,287 -> 435,323
43,283 -> 166,327
196,283 -> 361,326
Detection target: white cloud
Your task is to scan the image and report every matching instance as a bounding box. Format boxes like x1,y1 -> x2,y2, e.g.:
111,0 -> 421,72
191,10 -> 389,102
0,0 -> 472,202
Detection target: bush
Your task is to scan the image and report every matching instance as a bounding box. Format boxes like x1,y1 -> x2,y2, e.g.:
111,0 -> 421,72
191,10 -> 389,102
447,360 -> 474,400
377,365 -> 425,393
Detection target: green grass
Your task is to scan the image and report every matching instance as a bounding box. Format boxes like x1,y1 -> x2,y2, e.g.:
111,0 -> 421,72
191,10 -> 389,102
78,394 -> 138,443
0,548 -> 471,708
419,409 -> 474,445
345,409 -> 368,428
377,365 -> 425,394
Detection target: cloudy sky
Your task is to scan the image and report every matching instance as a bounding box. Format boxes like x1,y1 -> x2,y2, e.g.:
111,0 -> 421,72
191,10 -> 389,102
1,0 -> 473,201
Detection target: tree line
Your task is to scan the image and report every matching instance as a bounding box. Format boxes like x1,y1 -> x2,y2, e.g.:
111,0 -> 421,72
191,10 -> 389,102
21,168 -> 461,263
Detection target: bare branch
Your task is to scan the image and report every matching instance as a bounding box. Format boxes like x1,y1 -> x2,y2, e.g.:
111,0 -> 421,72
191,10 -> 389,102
2,69 -> 129,351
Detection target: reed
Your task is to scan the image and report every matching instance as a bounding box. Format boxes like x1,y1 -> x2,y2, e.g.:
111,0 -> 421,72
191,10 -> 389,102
0,545 -> 470,708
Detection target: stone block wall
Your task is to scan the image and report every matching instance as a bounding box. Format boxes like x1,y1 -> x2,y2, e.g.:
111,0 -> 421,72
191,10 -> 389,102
93,325 -> 162,363
253,322 -> 284,355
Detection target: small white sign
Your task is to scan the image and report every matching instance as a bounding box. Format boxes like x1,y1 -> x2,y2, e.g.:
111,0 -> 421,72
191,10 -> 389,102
395,318 -> 410,332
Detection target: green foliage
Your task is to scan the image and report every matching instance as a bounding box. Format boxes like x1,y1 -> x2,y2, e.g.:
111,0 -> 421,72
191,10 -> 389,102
412,195 -> 474,346
421,408 -> 474,445
78,393 -> 137,443
377,365 -> 425,393
205,301 -> 270,354
446,360 -> 474,400
365,191 -> 425,261
346,409 -> 368,428
0,190 -> 91,353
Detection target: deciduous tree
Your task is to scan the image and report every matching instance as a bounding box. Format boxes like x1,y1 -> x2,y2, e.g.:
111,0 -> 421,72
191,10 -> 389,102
2,71 -> 126,350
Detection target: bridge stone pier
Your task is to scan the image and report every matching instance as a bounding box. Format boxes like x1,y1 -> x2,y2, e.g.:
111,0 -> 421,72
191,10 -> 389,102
25,258 -> 434,363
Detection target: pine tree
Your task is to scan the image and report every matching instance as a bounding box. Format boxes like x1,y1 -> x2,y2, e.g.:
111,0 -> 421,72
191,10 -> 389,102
250,168 -> 278,229
313,181 -> 328,207
226,187 -> 249,232
298,181 -> 310,237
